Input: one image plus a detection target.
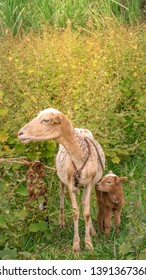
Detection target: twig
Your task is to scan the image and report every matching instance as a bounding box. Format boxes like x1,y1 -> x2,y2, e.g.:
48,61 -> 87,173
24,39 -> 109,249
0,157 -> 30,165
0,157 -> 56,171
45,166 -> 56,171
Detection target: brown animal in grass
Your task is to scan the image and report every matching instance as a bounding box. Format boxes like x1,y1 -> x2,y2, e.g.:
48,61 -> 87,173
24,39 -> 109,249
26,161 -> 47,205
95,171 -> 127,235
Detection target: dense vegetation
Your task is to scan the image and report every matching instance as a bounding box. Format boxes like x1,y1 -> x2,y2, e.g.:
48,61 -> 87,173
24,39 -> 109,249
0,0 -> 146,35
0,0 -> 145,260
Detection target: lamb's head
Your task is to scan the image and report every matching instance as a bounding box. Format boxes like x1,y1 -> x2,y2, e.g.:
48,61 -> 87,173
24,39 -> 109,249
96,170 -> 127,193
18,108 -> 70,144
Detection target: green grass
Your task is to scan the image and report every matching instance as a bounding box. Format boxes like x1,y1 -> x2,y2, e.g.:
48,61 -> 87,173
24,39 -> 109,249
0,157 -> 146,260
0,0 -> 145,35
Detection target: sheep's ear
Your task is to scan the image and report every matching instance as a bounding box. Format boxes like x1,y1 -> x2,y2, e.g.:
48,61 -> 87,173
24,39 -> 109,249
50,115 -> 62,124
116,177 -> 127,184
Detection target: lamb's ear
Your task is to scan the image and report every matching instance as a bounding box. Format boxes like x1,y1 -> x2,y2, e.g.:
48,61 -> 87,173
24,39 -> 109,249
50,115 -> 62,124
116,177 -> 127,184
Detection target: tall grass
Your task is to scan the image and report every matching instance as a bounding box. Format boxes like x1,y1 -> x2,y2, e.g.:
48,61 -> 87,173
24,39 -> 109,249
0,0 -> 25,35
0,0 -> 145,35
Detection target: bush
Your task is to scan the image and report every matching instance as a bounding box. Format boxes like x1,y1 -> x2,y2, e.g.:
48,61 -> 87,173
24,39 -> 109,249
0,24 -> 145,164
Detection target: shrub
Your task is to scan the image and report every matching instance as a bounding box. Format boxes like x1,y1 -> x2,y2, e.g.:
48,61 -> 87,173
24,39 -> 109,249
0,25 -> 145,164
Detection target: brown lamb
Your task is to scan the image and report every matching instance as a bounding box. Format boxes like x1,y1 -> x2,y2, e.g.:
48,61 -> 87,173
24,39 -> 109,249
95,171 -> 127,235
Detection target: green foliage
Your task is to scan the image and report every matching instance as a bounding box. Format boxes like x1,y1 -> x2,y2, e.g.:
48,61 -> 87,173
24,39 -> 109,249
0,248 -> 17,260
0,25 -> 145,163
119,234 -> 146,260
0,164 -> 54,259
16,185 -> 28,196
0,0 -> 145,35
29,221 -> 48,233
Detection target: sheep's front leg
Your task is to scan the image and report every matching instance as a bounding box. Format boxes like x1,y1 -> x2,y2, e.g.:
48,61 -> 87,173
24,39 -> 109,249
83,183 -> 93,250
82,189 -> 96,236
59,181 -> 65,228
68,185 -> 80,252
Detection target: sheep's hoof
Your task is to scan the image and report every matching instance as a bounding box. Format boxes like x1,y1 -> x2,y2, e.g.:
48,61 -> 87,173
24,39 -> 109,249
85,242 -> 94,251
73,243 -> 80,252
59,223 -> 65,228
73,248 -> 80,253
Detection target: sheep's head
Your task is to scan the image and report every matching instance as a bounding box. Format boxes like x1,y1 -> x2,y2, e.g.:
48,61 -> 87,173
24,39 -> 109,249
18,108 -> 67,143
96,170 -> 127,193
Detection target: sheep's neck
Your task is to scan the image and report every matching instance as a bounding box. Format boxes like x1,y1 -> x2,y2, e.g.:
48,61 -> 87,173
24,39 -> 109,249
59,131 -> 85,166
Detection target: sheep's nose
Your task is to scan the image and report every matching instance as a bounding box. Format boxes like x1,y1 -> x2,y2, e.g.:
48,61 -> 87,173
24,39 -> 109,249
18,131 -> 24,136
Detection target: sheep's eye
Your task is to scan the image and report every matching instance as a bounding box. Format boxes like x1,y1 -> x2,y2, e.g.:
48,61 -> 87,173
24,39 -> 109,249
41,119 -> 49,124
107,181 -> 112,184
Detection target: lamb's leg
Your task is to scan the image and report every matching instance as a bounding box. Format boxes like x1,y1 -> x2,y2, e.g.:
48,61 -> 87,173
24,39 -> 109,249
114,208 -> 121,234
95,189 -> 104,232
68,184 -> 80,252
59,181 -> 65,228
97,204 -> 104,232
104,208 -> 112,235
82,189 -> 96,236
83,183 -> 94,250
90,219 -> 97,236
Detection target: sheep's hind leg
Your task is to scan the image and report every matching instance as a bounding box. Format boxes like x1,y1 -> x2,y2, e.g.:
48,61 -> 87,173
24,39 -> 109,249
59,181 -> 65,228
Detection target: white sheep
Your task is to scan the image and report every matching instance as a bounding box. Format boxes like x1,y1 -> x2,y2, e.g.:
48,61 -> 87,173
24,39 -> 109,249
18,108 -> 105,251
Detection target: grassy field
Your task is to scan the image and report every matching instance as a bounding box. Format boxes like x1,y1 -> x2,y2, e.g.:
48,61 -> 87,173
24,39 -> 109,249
0,157 -> 146,260
0,0 -> 146,260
